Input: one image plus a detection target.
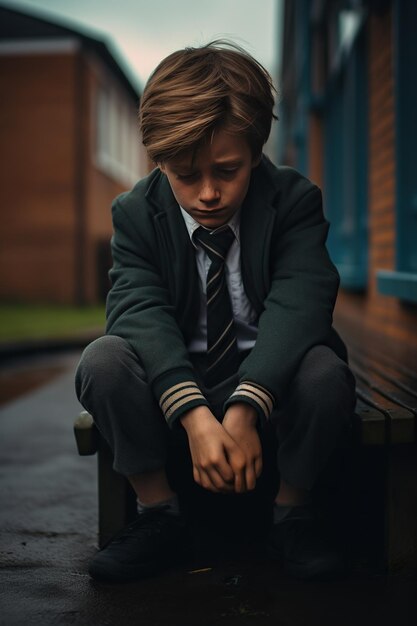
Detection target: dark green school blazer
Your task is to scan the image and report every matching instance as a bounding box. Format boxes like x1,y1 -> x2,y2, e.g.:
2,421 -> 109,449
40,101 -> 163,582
106,156 -> 346,427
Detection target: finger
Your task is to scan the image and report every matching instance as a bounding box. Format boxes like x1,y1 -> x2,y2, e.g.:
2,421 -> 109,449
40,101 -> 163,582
245,465 -> 257,491
214,459 -> 235,485
208,467 -> 234,492
193,466 -> 201,486
199,470 -> 221,493
234,467 -> 247,493
227,449 -> 247,493
254,456 -> 263,478
210,440 -> 237,484
200,465 -> 235,494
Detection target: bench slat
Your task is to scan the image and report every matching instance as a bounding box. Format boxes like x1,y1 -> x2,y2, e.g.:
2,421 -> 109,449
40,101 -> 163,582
345,336 -> 417,383
353,394 -> 387,445
350,363 -> 415,444
350,351 -> 417,400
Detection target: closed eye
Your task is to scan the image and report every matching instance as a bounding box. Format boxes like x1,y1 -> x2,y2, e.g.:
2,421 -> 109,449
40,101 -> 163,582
175,167 -> 239,181
218,168 -> 238,176
176,172 -> 198,181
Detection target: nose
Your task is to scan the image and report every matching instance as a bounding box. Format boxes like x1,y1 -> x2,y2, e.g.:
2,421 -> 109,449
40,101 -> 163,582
198,178 -> 220,205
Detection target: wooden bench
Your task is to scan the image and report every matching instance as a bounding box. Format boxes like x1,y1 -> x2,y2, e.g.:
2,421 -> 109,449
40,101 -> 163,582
75,410 -> 139,549
74,333 -> 417,573
334,319 -> 417,573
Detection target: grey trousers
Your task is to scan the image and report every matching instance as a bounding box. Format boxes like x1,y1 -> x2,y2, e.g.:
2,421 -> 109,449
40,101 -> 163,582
75,336 -> 356,491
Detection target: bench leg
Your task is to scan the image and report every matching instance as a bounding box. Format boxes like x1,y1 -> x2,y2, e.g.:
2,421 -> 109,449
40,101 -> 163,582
385,444 -> 417,572
97,442 -> 137,548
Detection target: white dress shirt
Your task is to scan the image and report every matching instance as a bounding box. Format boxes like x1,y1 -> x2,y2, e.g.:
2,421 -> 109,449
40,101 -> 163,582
180,207 -> 258,353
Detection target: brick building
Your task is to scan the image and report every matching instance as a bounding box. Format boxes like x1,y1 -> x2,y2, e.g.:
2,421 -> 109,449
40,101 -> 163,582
0,4 -> 147,305
278,0 -> 417,355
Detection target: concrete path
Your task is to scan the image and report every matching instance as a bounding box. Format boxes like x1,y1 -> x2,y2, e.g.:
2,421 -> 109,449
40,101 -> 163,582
1,353 -> 416,626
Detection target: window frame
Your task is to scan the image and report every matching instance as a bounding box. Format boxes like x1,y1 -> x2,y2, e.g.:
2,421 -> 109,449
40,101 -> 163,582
321,3 -> 369,290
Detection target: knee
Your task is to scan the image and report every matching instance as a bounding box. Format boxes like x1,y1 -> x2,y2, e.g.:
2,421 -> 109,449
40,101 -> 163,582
75,335 -> 131,399
298,345 -> 356,408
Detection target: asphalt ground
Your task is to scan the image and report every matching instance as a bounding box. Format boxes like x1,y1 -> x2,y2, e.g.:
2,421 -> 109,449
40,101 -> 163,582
1,349 -> 416,626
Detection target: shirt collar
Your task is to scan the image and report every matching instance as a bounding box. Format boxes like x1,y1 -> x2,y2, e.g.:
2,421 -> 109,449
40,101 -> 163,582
180,207 -> 241,247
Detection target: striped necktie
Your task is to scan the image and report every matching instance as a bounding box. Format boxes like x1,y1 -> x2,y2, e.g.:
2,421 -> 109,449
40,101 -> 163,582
194,225 -> 239,386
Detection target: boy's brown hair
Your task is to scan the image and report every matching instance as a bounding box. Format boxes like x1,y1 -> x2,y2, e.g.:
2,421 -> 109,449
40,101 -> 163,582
139,41 -> 277,163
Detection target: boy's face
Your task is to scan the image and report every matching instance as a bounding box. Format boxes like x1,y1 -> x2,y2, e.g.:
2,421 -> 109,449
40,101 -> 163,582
159,129 -> 260,229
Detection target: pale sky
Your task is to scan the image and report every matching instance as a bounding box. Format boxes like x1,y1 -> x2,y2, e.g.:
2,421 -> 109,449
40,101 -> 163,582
3,0 -> 282,92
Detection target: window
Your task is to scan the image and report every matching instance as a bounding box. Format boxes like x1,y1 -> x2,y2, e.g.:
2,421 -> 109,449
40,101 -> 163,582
321,1 -> 368,289
95,87 -> 140,186
377,0 -> 417,303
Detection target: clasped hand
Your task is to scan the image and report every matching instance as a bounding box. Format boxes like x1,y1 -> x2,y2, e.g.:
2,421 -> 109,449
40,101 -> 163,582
180,403 -> 262,494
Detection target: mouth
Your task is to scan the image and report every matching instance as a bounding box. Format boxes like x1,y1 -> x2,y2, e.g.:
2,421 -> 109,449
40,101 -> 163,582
192,207 -> 226,216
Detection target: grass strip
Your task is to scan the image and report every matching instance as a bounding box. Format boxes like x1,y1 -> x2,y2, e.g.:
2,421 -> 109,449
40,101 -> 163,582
0,304 -> 106,341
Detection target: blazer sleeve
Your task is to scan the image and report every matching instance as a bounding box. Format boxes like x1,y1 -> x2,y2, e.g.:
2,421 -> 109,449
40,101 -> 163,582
224,184 -> 340,424
106,197 -> 209,427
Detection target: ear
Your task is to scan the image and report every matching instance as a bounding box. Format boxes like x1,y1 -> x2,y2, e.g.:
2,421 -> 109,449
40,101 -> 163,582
158,162 -> 166,173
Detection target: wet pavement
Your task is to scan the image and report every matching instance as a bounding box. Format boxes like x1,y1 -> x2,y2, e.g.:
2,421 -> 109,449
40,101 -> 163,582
1,350 -> 417,625
0,351 -> 75,406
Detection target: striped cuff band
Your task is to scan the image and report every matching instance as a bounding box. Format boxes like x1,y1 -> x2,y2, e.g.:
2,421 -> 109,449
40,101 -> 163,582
227,381 -> 275,420
159,381 -> 209,424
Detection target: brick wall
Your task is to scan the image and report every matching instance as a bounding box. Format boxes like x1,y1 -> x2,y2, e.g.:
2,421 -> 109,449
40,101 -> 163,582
0,52 -> 78,303
335,6 -> 417,351
0,49 -> 146,305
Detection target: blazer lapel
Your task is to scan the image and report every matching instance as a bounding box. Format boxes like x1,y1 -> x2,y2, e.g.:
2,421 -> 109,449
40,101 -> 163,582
147,172 -> 200,335
240,161 -> 277,313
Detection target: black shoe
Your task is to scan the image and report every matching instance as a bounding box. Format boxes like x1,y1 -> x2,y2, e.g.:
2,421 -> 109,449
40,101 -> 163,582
89,506 -> 189,582
267,505 -> 345,581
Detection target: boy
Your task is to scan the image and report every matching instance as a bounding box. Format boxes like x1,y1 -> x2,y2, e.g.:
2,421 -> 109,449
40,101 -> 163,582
76,41 -> 356,583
